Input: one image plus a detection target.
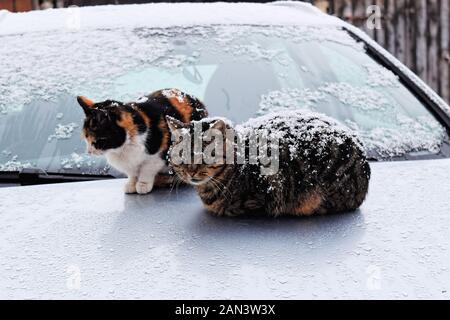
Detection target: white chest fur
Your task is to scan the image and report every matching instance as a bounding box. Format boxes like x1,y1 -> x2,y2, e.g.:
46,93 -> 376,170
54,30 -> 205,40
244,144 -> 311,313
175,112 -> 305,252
105,134 -> 166,180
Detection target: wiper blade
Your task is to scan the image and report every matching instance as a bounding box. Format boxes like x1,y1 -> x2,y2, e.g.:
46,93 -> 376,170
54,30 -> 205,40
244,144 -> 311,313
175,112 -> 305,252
0,168 -> 114,186
0,171 -> 22,184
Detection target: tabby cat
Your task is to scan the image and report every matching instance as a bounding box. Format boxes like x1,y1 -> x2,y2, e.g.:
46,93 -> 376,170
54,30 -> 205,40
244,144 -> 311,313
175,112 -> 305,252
78,89 -> 208,194
166,111 -> 370,217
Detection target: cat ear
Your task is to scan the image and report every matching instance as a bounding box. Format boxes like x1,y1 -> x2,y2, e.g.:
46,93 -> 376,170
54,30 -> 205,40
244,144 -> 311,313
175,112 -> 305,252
210,119 -> 227,132
166,116 -> 186,133
77,96 -> 95,114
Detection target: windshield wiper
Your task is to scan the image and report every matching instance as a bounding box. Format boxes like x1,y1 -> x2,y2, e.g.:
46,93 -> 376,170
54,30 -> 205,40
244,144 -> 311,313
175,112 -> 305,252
0,168 -> 114,186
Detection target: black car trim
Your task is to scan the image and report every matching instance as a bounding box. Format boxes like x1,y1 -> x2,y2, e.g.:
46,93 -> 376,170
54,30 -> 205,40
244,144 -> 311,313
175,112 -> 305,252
0,168 -> 115,186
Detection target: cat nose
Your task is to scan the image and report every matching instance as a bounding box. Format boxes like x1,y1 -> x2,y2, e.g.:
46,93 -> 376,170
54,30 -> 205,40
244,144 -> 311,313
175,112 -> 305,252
191,170 -> 202,177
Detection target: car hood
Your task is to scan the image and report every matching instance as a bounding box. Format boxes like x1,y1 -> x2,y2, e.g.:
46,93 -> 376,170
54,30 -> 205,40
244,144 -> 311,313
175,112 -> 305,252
1,159 -> 449,299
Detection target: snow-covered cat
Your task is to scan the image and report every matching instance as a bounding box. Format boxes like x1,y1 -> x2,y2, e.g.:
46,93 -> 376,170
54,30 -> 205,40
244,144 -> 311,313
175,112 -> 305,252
166,111 -> 370,216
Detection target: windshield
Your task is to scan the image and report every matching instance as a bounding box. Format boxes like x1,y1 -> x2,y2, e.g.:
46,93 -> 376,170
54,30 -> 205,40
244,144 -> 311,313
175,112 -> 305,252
0,25 -> 448,175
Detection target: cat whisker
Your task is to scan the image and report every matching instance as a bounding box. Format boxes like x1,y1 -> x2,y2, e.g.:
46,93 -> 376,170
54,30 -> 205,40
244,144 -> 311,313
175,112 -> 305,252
169,174 -> 183,197
175,176 -> 182,196
209,177 -> 232,201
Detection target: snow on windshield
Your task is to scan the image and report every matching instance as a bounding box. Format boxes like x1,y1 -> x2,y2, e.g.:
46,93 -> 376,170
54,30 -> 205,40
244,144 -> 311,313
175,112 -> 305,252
256,59 -> 446,158
363,64 -> 399,88
345,116 -> 444,158
0,24 -> 447,172
0,25 -> 358,116
48,123 -> 79,142
60,153 -> 100,170
0,155 -> 32,171
345,23 -> 450,122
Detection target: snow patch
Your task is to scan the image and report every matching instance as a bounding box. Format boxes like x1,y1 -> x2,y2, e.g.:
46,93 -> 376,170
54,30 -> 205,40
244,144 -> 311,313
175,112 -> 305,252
48,123 -> 79,142
345,24 -> 450,118
258,88 -> 325,115
0,155 -> 33,171
0,25 -> 355,116
257,83 -> 445,158
161,89 -> 187,103
364,63 -> 399,88
345,116 -> 445,158
60,153 -> 94,170
319,82 -> 392,112
225,43 -> 282,61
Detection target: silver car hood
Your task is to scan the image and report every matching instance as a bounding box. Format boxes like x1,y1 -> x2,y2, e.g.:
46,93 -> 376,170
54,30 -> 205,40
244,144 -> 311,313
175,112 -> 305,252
1,159 -> 449,299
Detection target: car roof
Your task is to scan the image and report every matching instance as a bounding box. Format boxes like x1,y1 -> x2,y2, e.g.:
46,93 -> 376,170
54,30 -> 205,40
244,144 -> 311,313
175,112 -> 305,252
0,1 -> 344,36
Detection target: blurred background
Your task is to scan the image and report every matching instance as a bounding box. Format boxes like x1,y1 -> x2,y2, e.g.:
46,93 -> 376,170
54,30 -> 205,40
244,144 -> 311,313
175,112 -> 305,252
1,0 -> 449,103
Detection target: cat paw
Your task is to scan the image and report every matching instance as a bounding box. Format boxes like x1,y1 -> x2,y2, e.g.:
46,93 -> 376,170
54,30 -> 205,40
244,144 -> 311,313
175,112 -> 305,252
124,181 -> 137,194
136,181 -> 153,195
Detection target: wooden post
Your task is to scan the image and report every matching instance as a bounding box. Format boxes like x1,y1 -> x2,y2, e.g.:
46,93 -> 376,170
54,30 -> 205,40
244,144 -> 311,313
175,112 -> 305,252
385,0 -> 396,55
353,0 -> 367,32
405,0 -> 417,71
415,0 -> 427,80
0,0 -> 14,11
14,0 -> 33,11
328,0 -> 335,15
342,0 -> 353,23
365,0 -> 375,39
374,0 -> 385,47
440,0 -> 450,103
395,0 -> 407,64
32,0 -> 39,10
333,0 -> 346,18
427,0 -> 439,92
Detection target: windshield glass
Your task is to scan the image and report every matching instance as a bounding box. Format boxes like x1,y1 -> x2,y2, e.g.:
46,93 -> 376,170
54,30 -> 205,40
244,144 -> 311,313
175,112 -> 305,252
0,25 -> 447,175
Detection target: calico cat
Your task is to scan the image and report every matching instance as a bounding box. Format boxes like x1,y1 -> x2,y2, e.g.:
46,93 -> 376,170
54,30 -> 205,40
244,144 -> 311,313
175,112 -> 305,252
78,89 -> 208,194
166,111 -> 370,217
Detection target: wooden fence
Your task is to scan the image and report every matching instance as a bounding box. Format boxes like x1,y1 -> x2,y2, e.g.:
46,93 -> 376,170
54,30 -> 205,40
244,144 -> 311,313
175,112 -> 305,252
313,0 -> 450,104
0,0 -> 35,11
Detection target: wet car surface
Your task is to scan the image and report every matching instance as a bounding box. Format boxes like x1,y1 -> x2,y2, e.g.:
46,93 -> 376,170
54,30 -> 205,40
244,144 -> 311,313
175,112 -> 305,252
1,160 -> 449,299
